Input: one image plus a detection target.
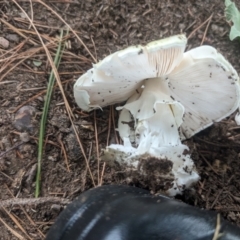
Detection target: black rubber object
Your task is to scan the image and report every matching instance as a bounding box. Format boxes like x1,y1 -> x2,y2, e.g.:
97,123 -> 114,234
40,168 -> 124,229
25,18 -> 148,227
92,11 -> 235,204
46,185 -> 240,240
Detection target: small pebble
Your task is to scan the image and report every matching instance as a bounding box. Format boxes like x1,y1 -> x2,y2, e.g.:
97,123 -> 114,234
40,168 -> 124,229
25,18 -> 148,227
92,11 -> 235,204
13,106 -> 36,133
20,132 -> 30,142
5,34 -> 19,43
51,204 -> 62,212
179,23 -> 185,30
211,24 -> 218,32
0,37 -> 9,49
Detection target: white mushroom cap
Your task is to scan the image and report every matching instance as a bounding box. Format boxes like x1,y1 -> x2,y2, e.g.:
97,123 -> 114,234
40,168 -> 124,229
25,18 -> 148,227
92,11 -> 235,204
167,45 -> 240,139
74,35 -> 187,111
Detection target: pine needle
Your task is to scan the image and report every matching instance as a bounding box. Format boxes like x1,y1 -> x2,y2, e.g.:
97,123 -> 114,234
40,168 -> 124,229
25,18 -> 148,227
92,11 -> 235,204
35,29 -> 67,197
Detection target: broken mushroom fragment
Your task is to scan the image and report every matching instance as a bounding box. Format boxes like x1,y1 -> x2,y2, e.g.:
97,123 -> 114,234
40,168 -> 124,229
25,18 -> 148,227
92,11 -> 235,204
74,34 -> 240,195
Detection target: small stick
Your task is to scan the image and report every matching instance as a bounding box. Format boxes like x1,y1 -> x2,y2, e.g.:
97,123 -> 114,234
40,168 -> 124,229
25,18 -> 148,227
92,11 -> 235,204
0,217 -> 24,240
9,79 -> 70,113
199,153 -> 220,176
11,131 -> 61,148
0,142 -> 24,159
106,106 -> 112,147
57,135 -> 70,172
0,18 -> 37,45
28,0 -> 34,30
99,162 -> 106,186
3,207 -> 32,240
91,35 -> 98,62
201,13 -> 213,45
0,197 -> 71,208
94,111 -> 100,185
212,214 -> 223,240
36,0 -> 97,62
111,106 -> 119,144
210,189 -> 223,209
0,171 -> 14,181
188,14 -> 213,40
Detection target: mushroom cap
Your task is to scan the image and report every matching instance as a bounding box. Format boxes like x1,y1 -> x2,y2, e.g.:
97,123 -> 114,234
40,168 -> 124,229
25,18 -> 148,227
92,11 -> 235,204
74,35 -> 187,111
117,45 -> 240,140
167,45 -> 240,139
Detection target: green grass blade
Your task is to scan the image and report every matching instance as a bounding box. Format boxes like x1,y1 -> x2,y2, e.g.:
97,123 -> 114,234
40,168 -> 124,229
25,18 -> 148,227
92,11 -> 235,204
35,29 -> 67,197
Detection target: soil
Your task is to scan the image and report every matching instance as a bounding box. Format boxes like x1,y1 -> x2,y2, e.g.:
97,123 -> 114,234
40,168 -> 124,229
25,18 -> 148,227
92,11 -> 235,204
1,0 -> 240,239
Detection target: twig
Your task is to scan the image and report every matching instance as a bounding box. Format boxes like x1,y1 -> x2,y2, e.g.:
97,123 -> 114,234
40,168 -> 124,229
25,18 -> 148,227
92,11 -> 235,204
188,14 -> 214,40
94,111 -> 100,185
199,153 -> 220,176
36,0 -> 97,62
99,162 -> 106,186
210,189 -> 223,209
8,80 -> 70,114
57,134 -> 70,172
12,0 -> 73,116
201,13 -> 213,45
2,207 -> 32,240
106,106 -> 112,147
0,197 -> 70,208
0,44 -> 53,82
0,81 -> 18,85
0,18 -> 37,45
0,217 -> 24,240
28,0 -> 34,29
0,39 -> 26,62
11,131 -> 60,148
195,137 -> 230,148
0,171 -> 14,181
0,142 -> 24,159
111,106 -> 119,144
90,35 -> 98,61
212,214 -> 223,240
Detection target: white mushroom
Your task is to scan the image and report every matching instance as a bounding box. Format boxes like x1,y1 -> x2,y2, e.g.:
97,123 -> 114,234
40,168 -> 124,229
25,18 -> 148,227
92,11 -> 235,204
74,34 -> 240,195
